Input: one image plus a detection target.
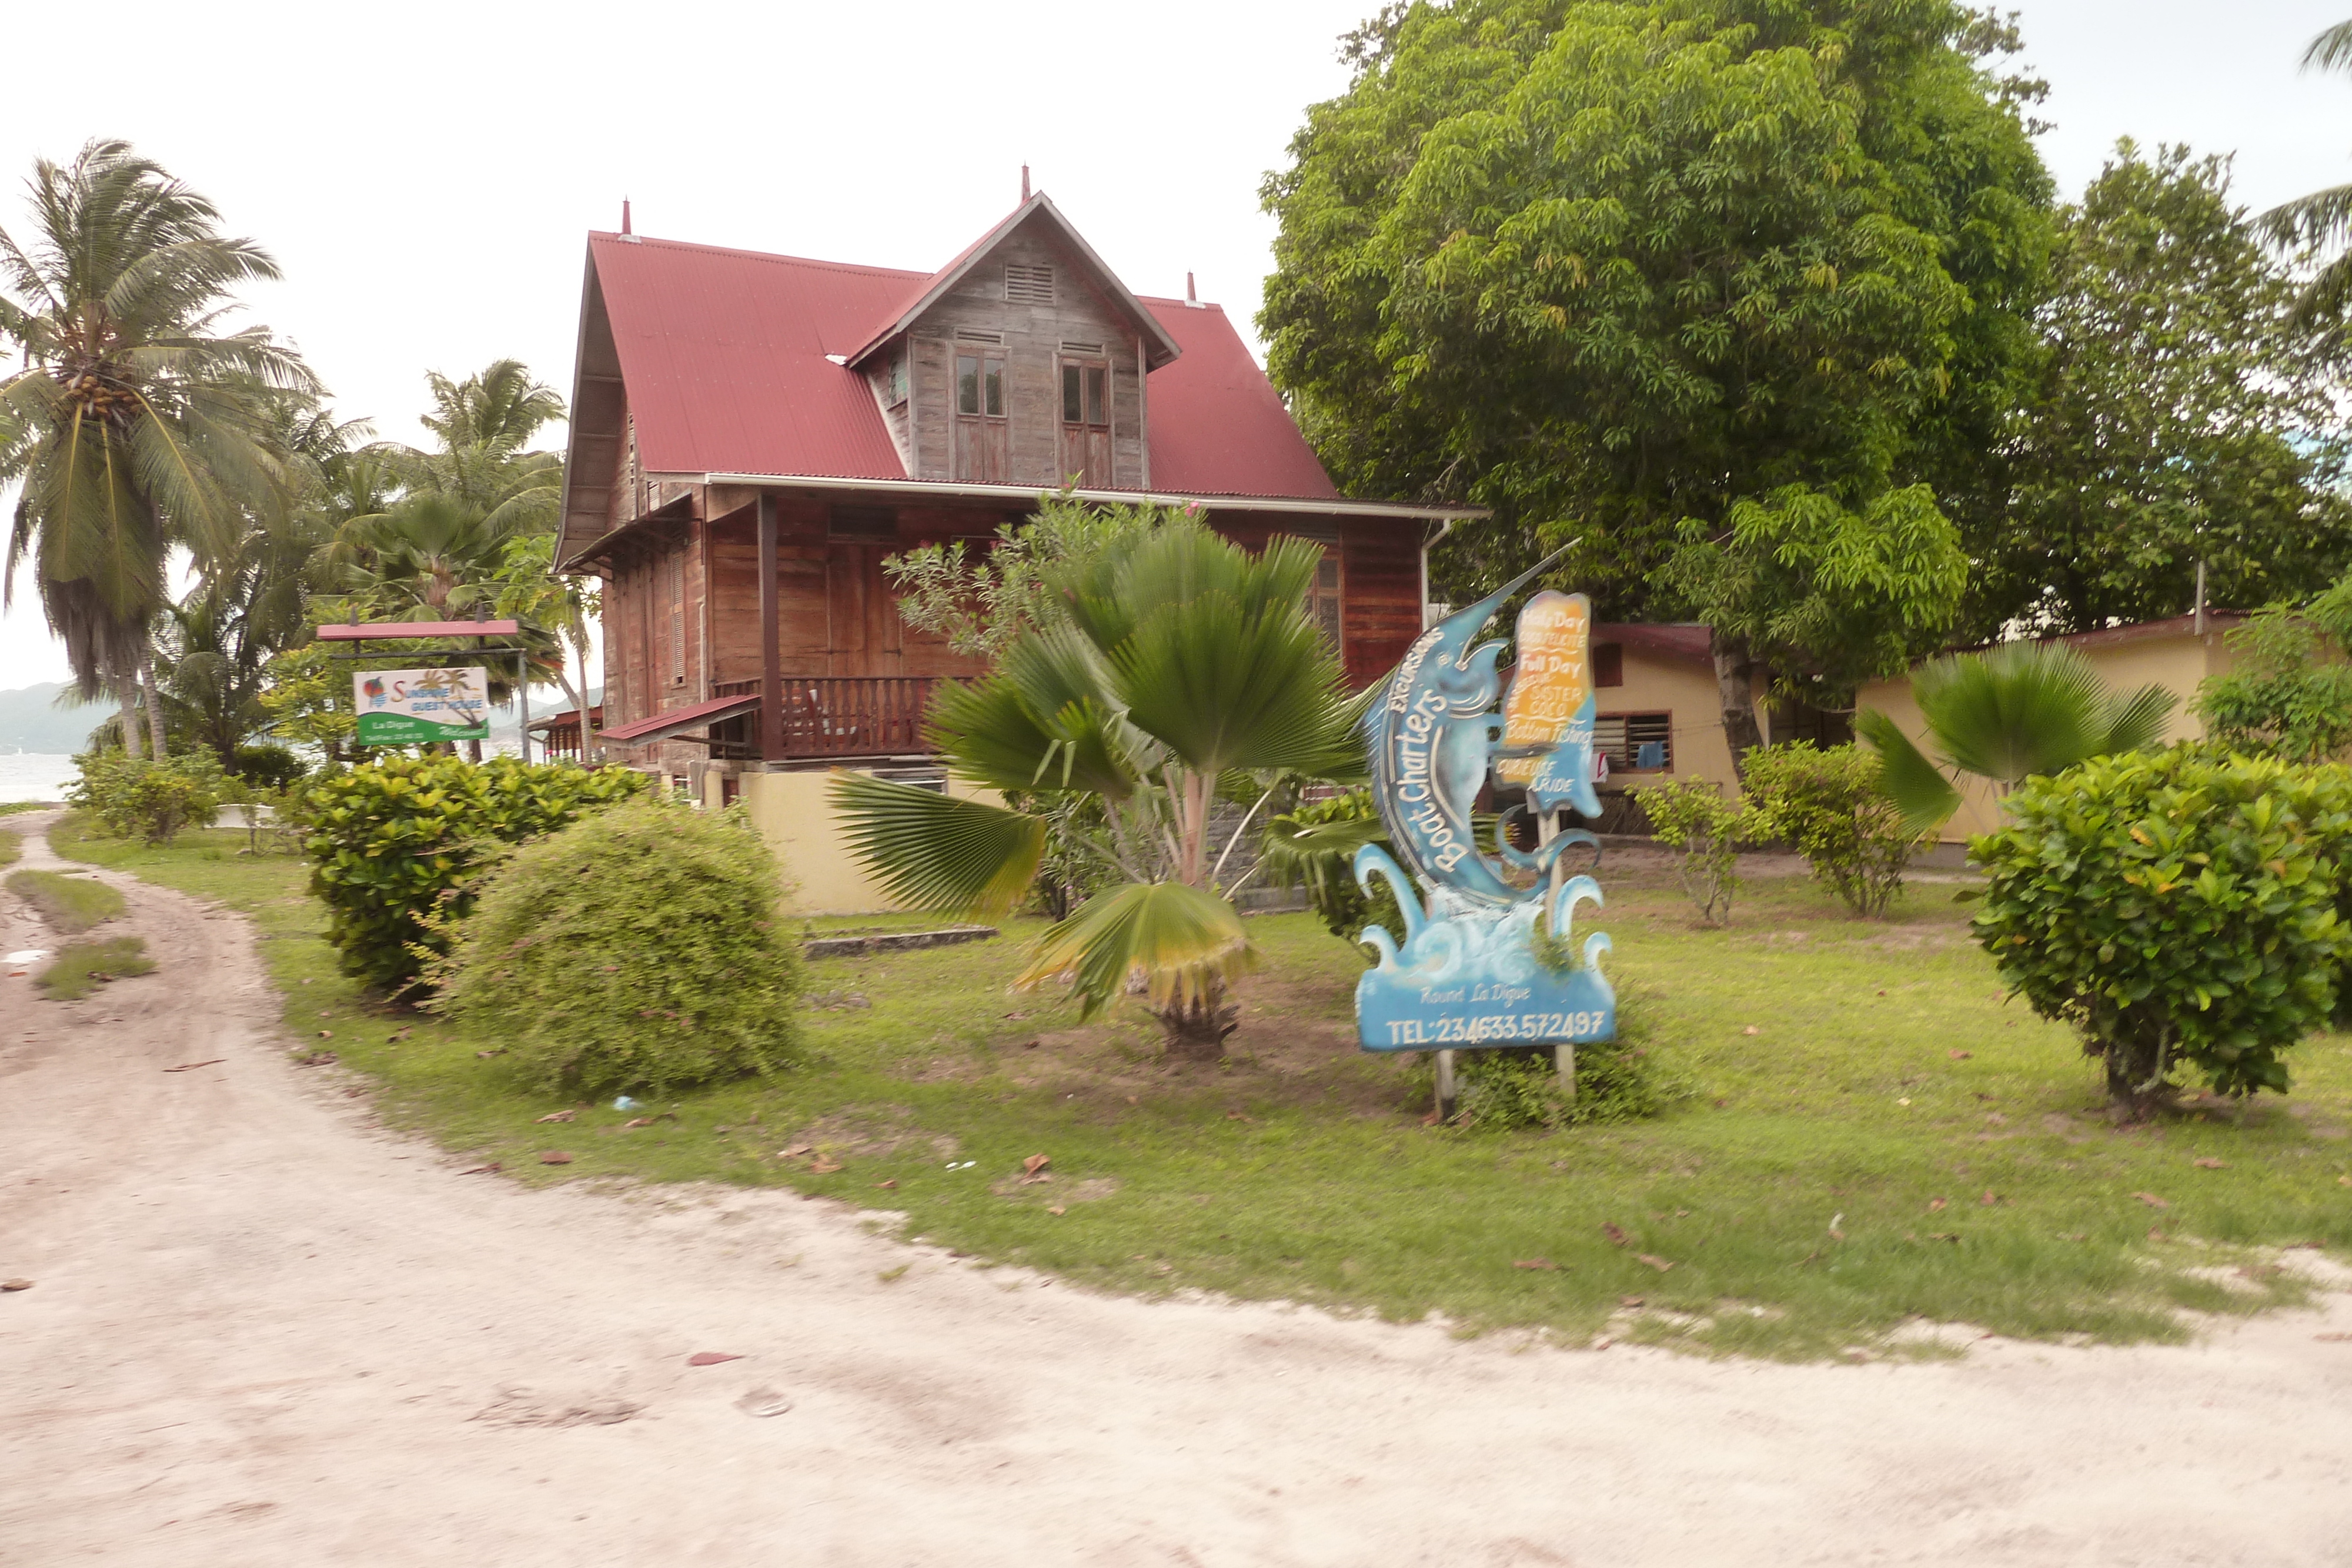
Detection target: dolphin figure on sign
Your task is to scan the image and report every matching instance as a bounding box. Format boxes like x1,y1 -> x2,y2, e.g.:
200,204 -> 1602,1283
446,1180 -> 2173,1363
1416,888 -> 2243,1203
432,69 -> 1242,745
1362,540 -> 1579,910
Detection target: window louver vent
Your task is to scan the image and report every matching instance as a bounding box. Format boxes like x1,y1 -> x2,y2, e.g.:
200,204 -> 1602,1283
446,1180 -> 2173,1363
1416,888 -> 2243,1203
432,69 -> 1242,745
954,327 -> 1003,345
1059,340 -> 1103,356
1005,265 -> 1056,304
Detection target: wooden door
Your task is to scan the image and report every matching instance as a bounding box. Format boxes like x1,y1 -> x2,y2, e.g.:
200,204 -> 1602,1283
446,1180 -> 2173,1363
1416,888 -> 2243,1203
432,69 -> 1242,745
954,348 -> 1008,483
1059,360 -> 1112,487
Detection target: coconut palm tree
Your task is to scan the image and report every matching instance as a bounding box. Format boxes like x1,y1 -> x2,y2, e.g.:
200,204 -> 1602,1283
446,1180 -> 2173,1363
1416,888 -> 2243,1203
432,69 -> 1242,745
2261,21 -> 2352,320
0,139 -> 317,758
1857,640 -> 2177,834
833,521 -> 1358,1059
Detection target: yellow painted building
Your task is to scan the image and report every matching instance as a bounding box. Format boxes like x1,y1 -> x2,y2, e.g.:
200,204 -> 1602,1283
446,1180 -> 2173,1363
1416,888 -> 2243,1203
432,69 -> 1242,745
1855,612 -> 2242,844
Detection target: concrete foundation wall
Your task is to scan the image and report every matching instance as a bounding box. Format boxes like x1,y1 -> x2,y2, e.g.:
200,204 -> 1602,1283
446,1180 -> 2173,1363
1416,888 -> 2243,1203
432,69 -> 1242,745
734,767 -> 1000,915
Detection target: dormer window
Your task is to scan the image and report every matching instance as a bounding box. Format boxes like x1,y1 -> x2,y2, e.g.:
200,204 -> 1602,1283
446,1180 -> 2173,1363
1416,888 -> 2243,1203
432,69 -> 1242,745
1061,363 -> 1107,426
956,352 -> 1004,417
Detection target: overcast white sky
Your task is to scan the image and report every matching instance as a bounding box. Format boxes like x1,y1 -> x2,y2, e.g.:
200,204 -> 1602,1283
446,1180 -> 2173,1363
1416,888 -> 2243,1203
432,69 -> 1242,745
3,0 -> 2348,694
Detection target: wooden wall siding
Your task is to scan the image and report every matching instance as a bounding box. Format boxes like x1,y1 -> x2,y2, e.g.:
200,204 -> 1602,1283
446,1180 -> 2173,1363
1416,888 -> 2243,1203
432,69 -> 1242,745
1339,519 -> 1422,687
905,217 -> 1147,491
698,496 -> 991,688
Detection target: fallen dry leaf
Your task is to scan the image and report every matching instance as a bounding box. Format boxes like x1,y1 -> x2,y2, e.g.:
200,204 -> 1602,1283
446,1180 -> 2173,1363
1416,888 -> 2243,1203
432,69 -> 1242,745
1928,1233 -> 1959,1243
781,1144 -> 813,1158
1224,1110 -> 1256,1123
1124,1095 -> 1139,1106
1022,1152 -> 1051,1176
316,1029 -> 333,1039
874,1179 -> 897,1190
2194,1158 -> 2227,1170
687,1352 -> 743,1366
2134,1192 -> 2170,1209
1980,1190 -> 1999,1206
1601,1221 -> 1629,1246
473,1048 -> 505,1059
1512,1258 -> 1557,1271
1421,1111 -> 1442,1127
539,1151 -> 573,1166
1047,1205 -> 1065,1216
460,1163 -> 501,1175
808,1159 -> 843,1175
1929,1196 -> 1947,1212
623,1116 -> 653,1128
293,1051 -> 336,1067
163,1059 -> 225,1073
1948,1049 -> 1973,1060
2148,1226 -> 2167,1242
534,1109 -> 575,1124
1,1278 -> 32,1290
1620,1295 -> 1645,1307
1636,1253 -> 1675,1272
2316,1332 -> 2352,1343
1742,1025 -> 1760,1036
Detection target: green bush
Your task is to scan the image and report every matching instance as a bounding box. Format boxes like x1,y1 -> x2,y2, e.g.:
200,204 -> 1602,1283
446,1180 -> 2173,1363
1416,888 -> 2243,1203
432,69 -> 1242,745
1412,995 -> 1680,1131
1638,776 -> 1768,926
1970,748 -> 2352,1112
305,755 -> 647,991
429,798 -> 803,1096
231,743 -> 308,790
67,751 -> 230,843
1740,743 -> 1916,917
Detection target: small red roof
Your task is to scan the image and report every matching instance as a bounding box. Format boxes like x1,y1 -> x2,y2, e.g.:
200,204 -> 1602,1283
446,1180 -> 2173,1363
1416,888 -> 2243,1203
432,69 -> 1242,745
577,230 -> 1337,502
597,691 -> 760,744
317,619 -> 522,641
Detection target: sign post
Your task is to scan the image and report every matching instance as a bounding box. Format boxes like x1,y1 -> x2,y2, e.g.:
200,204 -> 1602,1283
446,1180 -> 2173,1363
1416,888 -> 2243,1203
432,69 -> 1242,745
1351,549 -> 1616,1120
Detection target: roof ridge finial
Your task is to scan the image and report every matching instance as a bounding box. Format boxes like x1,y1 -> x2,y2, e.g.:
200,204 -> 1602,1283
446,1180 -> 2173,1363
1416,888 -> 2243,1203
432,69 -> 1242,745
1021,165 -> 1031,202
1187,271 -> 1198,303
622,198 -> 632,235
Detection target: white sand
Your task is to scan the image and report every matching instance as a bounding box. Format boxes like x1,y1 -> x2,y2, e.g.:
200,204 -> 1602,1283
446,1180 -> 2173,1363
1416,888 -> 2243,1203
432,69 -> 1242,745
4,808 -> 2350,1566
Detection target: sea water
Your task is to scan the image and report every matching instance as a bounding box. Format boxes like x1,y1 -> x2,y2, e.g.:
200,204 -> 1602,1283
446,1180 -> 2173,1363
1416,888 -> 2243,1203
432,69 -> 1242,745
0,753 -> 75,803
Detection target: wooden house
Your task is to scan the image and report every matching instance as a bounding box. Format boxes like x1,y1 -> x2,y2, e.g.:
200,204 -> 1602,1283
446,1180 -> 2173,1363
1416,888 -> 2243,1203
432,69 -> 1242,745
554,190 -> 1478,908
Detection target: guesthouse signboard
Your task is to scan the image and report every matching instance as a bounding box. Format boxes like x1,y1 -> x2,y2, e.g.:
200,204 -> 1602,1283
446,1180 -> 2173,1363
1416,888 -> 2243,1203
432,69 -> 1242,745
1352,551 -> 1616,1057
353,666 -> 492,745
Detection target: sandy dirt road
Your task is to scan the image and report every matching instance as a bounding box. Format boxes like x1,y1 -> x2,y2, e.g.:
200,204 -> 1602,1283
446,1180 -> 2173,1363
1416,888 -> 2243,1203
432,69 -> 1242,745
4,808 -> 2352,1567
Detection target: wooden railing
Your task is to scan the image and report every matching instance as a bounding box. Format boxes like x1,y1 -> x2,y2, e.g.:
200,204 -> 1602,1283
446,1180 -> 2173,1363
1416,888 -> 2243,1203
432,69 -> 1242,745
710,677 -> 939,759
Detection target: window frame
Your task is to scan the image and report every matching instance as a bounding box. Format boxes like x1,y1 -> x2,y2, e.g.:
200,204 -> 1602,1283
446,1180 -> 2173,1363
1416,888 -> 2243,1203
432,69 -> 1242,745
956,351 -> 1007,420
1593,710 -> 1673,773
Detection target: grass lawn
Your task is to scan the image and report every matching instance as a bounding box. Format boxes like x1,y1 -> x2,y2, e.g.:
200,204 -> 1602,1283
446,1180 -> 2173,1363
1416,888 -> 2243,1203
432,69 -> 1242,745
54,815 -> 2352,1360
8,867 -> 126,931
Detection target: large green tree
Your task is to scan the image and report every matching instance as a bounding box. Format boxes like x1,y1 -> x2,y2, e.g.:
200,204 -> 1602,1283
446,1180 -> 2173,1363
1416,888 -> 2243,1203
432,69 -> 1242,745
1260,0 -> 2051,756
0,139 -> 317,759
1985,143 -> 2352,636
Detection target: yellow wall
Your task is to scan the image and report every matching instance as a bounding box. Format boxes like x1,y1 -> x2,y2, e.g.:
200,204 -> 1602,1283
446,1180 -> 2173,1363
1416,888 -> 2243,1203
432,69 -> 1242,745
1604,650 -> 1752,794
735,767 -> 998,915
1855,628 -> 2236,843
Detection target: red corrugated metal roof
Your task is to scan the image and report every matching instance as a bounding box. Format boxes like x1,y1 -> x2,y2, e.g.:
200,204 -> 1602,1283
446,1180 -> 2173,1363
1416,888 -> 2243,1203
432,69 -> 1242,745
598,691 -> 760,744
584,229 -> 1340,501
317,619 -> 522,641
1595,623 -> 1712,662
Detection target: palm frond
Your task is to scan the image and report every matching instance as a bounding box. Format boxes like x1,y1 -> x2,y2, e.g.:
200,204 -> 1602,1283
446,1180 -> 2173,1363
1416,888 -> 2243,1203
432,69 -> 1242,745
1014,880 -> 1255,1019
1111,590 -> 1347,774
2097,682 -> 2179,756
1913,641 -> 2109,785
829,772 -> 1045,918
2304,19 -> 2352,73
1855,707 -> 1964,834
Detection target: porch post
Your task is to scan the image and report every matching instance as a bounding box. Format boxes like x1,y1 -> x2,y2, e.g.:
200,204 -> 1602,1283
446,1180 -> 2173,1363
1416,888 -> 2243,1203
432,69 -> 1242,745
758,493 -> 785,763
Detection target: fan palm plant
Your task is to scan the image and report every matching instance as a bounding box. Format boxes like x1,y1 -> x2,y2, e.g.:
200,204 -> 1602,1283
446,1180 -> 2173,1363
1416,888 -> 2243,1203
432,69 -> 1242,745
833,523 -> 1358,1059
1856,640 -> 2177,834
0,139 -> 316,758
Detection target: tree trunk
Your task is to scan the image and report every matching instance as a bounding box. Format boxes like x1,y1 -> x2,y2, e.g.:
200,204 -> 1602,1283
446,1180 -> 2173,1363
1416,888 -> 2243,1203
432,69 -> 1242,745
466,737 -> 483,764
1157,978 -> 1240,1063
554,668 -> 595,763
116,673 -> 144,761
1710,628 -> 1764,782
139,650 -> 167,760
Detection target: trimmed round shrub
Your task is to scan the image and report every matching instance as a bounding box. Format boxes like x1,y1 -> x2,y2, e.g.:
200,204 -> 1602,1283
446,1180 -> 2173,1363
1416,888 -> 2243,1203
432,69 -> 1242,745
1970,748 -> 2352,1112
431,799 -> 803,1096
68,750 -> 229,844
1740,743 -> 1916,917
305,755 -> 646,991
232,743 -> 308,790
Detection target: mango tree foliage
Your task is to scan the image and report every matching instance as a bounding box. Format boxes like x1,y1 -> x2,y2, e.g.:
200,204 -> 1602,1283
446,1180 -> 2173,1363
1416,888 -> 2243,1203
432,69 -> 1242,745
1260,0 -> 2052,738
1987,144 -> 2352,637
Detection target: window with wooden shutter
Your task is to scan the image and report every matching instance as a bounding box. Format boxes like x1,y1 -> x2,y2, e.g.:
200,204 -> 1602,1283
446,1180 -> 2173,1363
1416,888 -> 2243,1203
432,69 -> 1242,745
1593,712 -> 1672,771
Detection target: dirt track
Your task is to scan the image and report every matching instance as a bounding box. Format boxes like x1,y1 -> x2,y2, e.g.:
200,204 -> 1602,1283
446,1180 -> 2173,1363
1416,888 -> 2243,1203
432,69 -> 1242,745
5,808 -> 2352,1567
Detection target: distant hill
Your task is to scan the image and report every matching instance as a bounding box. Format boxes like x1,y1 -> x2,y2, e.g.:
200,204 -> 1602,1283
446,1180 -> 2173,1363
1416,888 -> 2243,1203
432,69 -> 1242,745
0,683 -> 108,754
